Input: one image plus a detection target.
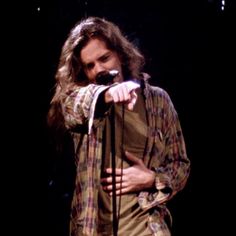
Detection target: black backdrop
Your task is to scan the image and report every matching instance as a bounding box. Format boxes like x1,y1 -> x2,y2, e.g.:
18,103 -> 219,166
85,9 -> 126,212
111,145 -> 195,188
16,0 -> 234,235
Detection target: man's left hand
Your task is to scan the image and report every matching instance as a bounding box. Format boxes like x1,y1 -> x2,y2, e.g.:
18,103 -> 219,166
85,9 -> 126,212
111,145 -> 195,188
101,151 -> 155,195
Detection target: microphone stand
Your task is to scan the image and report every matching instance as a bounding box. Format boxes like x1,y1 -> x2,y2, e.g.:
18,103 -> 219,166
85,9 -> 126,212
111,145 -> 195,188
110,104 -> 118,236
110,103 -> 125,236
97,70 -> 123,236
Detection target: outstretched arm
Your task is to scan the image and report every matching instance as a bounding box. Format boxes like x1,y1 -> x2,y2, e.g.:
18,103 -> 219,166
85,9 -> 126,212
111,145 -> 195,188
104,81 -> 140,110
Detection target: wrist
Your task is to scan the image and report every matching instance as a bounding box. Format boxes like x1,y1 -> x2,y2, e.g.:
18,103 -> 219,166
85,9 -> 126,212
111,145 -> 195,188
104,89 -> 113,103
146,170 -> 156,189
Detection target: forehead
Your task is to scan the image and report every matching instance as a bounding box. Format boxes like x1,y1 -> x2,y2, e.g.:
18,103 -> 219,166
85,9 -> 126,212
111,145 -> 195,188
80,38 -> 109,63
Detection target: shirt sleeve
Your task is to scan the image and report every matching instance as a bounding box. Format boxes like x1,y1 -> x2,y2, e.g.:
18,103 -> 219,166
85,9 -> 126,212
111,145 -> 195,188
138,90 -> 191,210
61,84 -> 109,134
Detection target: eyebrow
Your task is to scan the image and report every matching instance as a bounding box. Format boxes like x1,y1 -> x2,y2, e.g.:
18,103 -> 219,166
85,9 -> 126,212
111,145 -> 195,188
83,51 -> 111,67
98,51 -> 111,60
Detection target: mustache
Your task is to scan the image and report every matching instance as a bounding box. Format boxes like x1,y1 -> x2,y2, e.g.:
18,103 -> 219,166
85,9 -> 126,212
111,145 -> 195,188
95,70 -> 119,85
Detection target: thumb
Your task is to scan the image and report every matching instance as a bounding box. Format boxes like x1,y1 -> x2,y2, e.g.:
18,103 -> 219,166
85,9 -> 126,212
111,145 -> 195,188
125,151 -> 143,165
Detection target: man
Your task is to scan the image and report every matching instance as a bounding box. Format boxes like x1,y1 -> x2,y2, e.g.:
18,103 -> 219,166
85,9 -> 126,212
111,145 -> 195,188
48,16 -> 190,236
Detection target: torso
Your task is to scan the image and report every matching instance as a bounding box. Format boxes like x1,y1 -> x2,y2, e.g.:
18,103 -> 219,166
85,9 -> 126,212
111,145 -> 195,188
98,89 -> 152,236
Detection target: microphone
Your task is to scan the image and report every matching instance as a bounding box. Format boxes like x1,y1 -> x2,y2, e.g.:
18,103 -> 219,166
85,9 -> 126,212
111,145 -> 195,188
96,70 -> 119,85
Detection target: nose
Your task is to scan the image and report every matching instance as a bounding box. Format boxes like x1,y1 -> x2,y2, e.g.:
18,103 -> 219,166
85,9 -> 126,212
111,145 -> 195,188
96,70 -> 119,85
94,62 -> 106,76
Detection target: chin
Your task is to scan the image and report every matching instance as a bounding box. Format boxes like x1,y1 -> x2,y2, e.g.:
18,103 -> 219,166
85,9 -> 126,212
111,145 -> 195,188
114,75 -> 123,83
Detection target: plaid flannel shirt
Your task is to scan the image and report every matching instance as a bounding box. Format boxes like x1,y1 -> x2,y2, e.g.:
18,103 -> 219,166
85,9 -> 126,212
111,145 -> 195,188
61,78 -> 190,236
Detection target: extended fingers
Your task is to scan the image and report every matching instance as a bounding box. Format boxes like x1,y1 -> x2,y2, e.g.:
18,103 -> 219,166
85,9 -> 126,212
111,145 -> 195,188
109,187 -> 130,196
113,84 -> 131,102
108,81 -> 139,103
102,182 -> 128,191
105,168 -> 126,175
101,175 -> 129,193
101,176 -> 124,184
127,90 -> 137,110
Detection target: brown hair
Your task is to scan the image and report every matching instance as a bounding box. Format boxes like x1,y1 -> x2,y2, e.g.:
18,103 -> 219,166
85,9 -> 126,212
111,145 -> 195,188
48,16 -> 145,131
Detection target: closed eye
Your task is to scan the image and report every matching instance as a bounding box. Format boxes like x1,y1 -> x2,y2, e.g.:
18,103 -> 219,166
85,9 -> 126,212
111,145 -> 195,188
99,53 -> 110,63
85,62 -> 94,70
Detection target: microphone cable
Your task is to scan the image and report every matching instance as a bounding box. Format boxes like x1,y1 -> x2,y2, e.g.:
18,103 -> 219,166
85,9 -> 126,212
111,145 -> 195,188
111,103 -> 125,236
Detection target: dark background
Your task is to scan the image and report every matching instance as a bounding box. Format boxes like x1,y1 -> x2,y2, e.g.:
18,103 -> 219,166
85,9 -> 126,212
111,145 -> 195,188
12,0 -> 234,235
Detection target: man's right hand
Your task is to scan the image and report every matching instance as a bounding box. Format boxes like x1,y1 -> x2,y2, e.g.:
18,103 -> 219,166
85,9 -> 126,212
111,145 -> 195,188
104,81 -> 140,110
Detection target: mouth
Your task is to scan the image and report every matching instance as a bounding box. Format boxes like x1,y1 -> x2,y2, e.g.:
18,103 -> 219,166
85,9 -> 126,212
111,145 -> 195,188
95,70 -> 119,85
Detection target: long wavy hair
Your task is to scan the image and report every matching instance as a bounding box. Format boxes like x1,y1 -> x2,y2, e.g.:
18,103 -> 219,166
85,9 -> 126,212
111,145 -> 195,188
47,16 -> 145,133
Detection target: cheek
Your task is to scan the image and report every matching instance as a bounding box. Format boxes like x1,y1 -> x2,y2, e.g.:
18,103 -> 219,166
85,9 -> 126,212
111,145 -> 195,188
110,58 -> 122,71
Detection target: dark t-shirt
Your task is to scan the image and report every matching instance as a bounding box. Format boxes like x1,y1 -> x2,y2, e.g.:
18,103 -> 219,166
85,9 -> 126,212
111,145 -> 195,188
98,89 -> 152,235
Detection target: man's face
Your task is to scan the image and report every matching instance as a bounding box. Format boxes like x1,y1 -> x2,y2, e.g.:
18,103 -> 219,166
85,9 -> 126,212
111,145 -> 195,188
80,38 -> 123,84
